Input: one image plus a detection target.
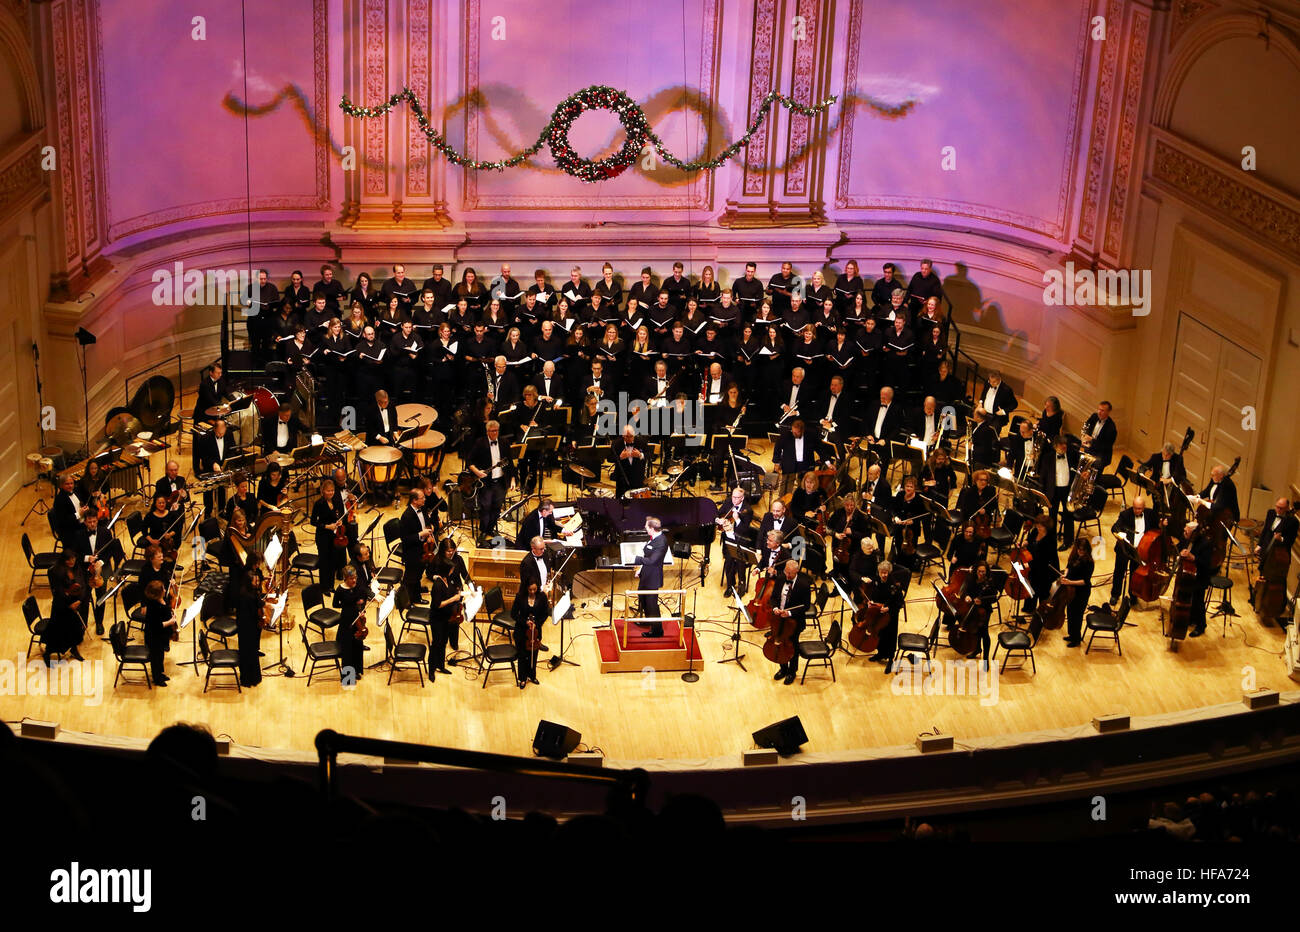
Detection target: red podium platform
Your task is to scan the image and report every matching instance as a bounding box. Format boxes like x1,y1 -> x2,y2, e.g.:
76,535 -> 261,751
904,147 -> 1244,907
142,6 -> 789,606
594,618 -> 704,673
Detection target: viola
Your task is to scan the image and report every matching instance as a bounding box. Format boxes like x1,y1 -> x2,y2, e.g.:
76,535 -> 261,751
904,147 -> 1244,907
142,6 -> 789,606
334,496 -> 355,549
747,573 -> 777,630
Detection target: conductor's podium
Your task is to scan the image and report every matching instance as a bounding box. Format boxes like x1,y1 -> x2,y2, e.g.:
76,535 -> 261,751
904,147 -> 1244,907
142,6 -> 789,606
596,618 -> 703,673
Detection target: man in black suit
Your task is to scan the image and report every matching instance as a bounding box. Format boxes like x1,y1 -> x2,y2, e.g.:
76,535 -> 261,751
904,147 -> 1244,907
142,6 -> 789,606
51,474 -> 85,546
815,375 -> 854,444
577,359 -> 614,401
195,418 -> 233,517
716,486 -> 755,595
643,359 -> 677,403
515,498 -> 567,550
633,517 -> 670,636
968,406 -> 999,469
487,356 -> 520,412
154,460 -> 189,514
611,425 -> 648,497
1080,400 -> 1118,469
380,264 -> 417,313
195,362 -> 227,424
366,389 -> 401,446
772,420 -> 817,494
468,420 -> 512,540
518,536 -> 553,594
864,386 -> 905,463
776,367 -> 809,422
1139,442 -> 1188,489
1110,494 -> 1161,605
1005,419 -> 1037,478
868,561 -> 907,670
1196,464 -> 1239,570
1257,498 -> 1298,560
531,361 -> 566,406
70,510 -> 111,634
1182,522 -> 1216,637
757,499 -> 794,544
977,370 -> 1016,430
260,407 -> 302,455
770,559 -> 810,685
1037,436 -> 1079,549
399,489 -> 436,603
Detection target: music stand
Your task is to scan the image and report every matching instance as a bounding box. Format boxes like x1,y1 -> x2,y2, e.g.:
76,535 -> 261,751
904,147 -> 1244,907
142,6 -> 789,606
1211,523 -> 1245,631
1007,560 -> 1034,627
719,587 -> 753,671
1113,535 -> 1140,610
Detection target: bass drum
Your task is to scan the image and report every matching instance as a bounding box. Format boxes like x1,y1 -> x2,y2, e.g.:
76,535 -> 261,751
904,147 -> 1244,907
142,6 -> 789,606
253,386 -> 279,417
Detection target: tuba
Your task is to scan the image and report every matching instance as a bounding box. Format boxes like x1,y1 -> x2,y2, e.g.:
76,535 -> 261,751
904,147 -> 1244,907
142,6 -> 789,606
1068,453 -> 1098,509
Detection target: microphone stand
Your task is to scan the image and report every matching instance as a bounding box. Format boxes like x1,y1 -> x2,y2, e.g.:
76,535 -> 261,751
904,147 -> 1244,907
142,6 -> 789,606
681,591 -> 698,683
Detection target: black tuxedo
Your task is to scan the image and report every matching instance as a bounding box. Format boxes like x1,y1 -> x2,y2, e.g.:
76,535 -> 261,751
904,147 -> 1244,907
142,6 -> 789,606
398,505 -> 432,601
1140,452 -> 1187,486
469,436 -> 512,537
977,381 -> 1016,421
1261,508 -> 1299,554
815,389 -> 854,432
52,490 -> 83,545
196,430 -> 234,515
518,549 -> 553,593
771,573 -> 811,677
863,401 -> 905,442
196,375 -> 226,421
366,403 -> 401,446
515,508 -> 561,550
260,414 -> 302,455
488,370 -> 521,410
773,429 -> 817,474
1080,414 -> 1118,468
1109,507 -> 1159,601
757,511 -> 795,544
633,533 -> 670,633
610,438 -> 649,496
1200,476 -> 1239,523
1038,445 -> 1080,542
530,372 -> 566,404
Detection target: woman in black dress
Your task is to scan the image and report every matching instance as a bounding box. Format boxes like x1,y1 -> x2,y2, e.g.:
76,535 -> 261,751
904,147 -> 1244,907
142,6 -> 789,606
45,551 -> 86,663
235,566 -> 265,686
1059,537 -> 1095,647
257,462 -> 289,510
311,479 -> 346,592
142,580 -> 177,685
511,580 -> 549,689
333,565 -> 368,682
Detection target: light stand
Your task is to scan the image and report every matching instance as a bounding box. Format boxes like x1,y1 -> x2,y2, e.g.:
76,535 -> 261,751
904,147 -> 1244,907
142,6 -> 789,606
681,600 -> 699,682
75,328 -> 97,459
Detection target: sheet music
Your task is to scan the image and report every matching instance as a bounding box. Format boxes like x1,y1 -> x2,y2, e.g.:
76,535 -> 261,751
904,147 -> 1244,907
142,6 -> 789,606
181,594 -> 205,630
263,534 -> 283,573
551,590 -> 571,626
377,588 -> 396,627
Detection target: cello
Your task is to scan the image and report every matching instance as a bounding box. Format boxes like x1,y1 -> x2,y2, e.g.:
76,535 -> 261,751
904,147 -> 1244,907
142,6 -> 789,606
848,578 -> 888,653
949,596 -> 989,656
762,597 -> 802,665
747,571 -> 777,630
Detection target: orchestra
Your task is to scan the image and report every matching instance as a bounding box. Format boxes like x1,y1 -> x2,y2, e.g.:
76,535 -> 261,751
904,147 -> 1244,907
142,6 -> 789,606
36,256 -> 1290,701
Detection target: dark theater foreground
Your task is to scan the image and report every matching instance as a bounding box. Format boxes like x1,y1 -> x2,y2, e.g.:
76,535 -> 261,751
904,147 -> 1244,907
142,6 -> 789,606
0,0 -> 1298,908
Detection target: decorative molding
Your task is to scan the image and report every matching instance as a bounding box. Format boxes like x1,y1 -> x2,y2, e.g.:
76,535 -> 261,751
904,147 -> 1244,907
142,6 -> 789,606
104,0 -> 331,242
363,0 -> 388,198
0,137 -> 45,224
1168,0 -> 1218,50
1079,0 -> 1123,244
461,0 -> 717,210
743,0 -> 778,197
782,0 -> 818,198
1149,135 -> 1300,260
1102,5 -> 1151,260
49,0 -> 76,263
71,0 -> 99,256
405,0 -> 430,199
835,0 -> 1090,243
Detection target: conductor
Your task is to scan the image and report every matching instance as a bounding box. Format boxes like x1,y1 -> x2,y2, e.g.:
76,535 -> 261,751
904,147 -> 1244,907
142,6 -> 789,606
633,517 -> 669,637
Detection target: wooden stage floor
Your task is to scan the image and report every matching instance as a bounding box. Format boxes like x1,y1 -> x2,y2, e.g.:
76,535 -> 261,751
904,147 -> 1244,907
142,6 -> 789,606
3,425 -> 1291,767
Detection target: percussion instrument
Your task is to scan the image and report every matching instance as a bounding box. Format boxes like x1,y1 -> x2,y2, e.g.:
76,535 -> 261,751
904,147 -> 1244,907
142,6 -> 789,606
332,430 -> 367,452
359,445 -> 403,484
400,430 -> 446,471
395,403 -> 438,428
570,464 -> 596,480
589,483 -> 615,498
623,487 -> 652,499
252,386 -> 279,417
647,475 -> 673,492
667,464 -> 685,477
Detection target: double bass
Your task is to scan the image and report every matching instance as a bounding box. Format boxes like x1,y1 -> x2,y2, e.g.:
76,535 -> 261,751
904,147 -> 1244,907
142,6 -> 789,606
1168,532 -> 1200,641
1129,517 -> 1172,602
1252,503 -> 1296,623
1196,456 -> 1240,569
762,599 -> 801,665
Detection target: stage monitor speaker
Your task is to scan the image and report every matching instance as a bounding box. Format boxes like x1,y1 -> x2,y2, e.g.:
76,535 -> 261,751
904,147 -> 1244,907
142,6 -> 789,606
533,720 -> 581,760
752,716 -> 807,756
448,489 -> 465,522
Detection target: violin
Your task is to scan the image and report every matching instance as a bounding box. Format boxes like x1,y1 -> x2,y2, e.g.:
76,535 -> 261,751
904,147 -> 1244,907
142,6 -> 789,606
747,572 -> 777,630
334,495 -> 355,549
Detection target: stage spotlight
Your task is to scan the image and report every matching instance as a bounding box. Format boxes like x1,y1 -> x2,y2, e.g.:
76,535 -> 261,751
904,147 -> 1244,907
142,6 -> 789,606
75,327 -> 97,346
532,720 -> 581,760
752,716 -> 807,757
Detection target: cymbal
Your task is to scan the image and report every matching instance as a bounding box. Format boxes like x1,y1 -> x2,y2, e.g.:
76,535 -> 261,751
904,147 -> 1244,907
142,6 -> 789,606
264,452 -> 295,466
570,464 -> 596,479
205,404 -> 232,417
648,476 -> 673,491
104,412 -> 139,445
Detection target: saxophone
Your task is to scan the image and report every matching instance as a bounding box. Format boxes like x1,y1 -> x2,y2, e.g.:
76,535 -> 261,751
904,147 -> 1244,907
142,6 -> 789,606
1068,453 -> 1098,509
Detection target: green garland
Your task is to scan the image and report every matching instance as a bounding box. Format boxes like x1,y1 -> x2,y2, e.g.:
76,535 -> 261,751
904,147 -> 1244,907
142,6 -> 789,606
339,84 -> 839,183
